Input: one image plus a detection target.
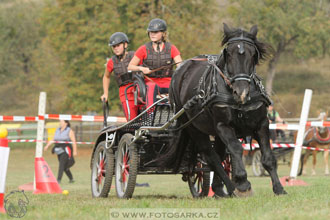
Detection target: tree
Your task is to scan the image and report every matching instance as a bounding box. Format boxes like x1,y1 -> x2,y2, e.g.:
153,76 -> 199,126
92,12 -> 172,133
226,0 -> 330,94
0,0 -> 66,115
42,0 -> 219,114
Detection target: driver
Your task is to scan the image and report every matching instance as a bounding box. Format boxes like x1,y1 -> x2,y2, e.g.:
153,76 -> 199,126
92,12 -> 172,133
101,32 -> 139,121
128,18 -> 182,105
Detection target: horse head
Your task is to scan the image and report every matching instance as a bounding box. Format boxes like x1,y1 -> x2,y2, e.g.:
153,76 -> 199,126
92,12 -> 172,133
219,23 -> 271,104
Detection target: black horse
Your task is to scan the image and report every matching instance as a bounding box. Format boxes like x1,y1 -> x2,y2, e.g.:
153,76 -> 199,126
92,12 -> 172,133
167,23 -> 287,196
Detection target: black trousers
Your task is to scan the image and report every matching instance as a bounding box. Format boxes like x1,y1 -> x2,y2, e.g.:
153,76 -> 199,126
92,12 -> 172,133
57,153 -> 73,182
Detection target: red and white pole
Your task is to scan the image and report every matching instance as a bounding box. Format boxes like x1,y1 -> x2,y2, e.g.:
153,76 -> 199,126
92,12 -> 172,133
0,127 -> 9,213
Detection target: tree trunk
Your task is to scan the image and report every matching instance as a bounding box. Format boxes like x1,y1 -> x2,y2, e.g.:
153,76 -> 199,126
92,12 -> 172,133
266,51 -> 282,95
266,58 -> 276,95
265,41 -> 285,95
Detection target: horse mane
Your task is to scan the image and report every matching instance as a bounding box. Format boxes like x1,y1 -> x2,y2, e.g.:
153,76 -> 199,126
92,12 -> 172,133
221,27 -> 274,64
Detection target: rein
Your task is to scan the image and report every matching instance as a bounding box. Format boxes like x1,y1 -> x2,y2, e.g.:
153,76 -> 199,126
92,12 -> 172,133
148,61 -> 182,74
144,59 -> 211,98
143,61 -> 181,98
209,61 -> 233,89
186,57 -> 233,89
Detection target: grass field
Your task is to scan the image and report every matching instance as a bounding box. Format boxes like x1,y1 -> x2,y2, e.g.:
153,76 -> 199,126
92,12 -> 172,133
1,147 -> 330,220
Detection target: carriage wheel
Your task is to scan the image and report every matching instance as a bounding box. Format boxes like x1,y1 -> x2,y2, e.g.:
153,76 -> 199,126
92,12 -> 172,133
252,150 -> 265,177
115,133 -> 139,199
91,141 -> 115,197
188,162 -> 210,198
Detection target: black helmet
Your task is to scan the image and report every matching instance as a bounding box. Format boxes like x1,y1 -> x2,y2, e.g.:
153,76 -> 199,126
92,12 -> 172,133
108,32 -> 129,46
147,18 -> 167,32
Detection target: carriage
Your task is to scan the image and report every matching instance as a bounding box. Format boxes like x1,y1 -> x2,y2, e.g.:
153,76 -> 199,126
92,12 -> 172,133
90,72 -> 219,199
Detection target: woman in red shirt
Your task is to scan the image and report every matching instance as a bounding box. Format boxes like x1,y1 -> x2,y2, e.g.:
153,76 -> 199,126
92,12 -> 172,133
128,18 -> 182,105
101,32 -> 138,120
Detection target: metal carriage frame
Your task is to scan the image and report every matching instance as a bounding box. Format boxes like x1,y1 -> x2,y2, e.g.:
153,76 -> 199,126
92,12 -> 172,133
90,96 -> 211,199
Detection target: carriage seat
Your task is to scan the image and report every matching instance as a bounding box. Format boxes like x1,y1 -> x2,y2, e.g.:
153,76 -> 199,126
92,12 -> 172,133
133,73 -> 146,105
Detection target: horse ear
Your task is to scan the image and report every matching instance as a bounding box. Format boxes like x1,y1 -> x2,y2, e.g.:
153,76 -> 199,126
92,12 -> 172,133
223,23 -> 231,35
250,25 -> 258,37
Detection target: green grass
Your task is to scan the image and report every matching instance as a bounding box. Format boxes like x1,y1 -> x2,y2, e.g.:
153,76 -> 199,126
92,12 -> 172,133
1,148 -> 330,220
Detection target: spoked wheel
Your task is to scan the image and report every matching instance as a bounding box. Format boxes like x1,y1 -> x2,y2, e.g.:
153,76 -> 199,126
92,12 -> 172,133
252,150 -> 265,177
188,161 -> 210,198
115,133 -> 139,199
91,141 -> 115,197
218,154 -> 232,196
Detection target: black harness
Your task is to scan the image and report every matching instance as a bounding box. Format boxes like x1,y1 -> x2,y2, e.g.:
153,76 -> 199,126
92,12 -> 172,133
184,35 -> 271,112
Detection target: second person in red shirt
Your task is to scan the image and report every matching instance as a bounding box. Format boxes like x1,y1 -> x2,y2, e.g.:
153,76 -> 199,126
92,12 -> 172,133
128,18 -> 182,106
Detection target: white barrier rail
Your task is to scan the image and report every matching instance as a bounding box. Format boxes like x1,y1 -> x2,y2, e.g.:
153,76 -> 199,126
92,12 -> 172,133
0,114 -> 127,123
242,143 -> 329,152
8,139 -> 94,145
2,115 -> 330,131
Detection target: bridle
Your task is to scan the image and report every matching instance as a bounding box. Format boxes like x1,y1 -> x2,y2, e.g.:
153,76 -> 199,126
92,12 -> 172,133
220,32 -> 260,86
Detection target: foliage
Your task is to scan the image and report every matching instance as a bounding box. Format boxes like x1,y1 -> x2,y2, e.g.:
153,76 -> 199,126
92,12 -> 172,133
226,0 -> 330,93
41,0 -> 219,114
1,1 -> 329,117
0,0 -> 66,115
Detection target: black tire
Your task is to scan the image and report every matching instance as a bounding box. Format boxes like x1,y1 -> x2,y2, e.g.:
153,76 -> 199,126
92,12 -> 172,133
91,141 -> 115,197
115,133 -> 139,199
188,162 -> 210,198
252,150 -> 265,177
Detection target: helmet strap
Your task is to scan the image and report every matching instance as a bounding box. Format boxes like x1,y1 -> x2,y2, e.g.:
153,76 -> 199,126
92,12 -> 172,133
152,41 -> 163,52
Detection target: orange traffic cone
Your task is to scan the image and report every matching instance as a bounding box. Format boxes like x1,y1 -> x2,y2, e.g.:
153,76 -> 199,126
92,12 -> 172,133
34,157 -> 62,194
208,186 -> 215,197
0,193 -> 5,214
0,128 -> 10,213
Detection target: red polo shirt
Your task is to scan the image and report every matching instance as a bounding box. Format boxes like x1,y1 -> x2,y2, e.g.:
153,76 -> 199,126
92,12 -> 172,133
134,43 -> 180,65
106,59 -> 114,72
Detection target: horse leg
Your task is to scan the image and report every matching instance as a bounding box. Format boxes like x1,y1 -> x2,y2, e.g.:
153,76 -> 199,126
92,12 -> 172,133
215,123 -> 251,194
312,151 -> 317,175
324,150 -> 329,175
255,119 -> 287,195
186,127 -> 235,197
302,150 -> 311,175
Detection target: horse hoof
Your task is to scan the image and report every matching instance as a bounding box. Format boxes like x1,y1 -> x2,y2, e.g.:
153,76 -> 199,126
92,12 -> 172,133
213,190 -> 228,198
233,188 -> 254,198
275,190 -> 288,195
213,193 -> 229,199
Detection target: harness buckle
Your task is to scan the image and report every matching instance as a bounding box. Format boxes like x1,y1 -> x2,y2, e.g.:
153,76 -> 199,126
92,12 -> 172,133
198,90 -> 206,99
207,56 -> 215,65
